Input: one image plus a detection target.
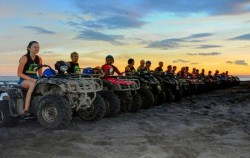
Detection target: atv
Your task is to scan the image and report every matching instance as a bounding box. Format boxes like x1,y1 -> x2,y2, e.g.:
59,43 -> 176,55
82,67 -> 121,117
153,72 -> 182,102
100,65 -> 142,113
134,71 -> 166,106
0,64 -> 105,129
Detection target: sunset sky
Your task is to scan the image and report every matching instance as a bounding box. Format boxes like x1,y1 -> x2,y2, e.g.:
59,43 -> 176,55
0,0 -> 250,76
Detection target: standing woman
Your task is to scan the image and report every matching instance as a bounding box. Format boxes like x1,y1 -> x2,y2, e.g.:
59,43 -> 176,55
17,41 -> 42,114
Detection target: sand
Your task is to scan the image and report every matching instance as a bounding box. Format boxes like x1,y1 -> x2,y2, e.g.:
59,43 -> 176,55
0,82 -> 249,158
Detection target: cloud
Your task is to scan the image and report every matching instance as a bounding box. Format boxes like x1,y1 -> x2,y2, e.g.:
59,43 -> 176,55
74,1 -> 145,29
229,33 -> 250,40
43,51 -> 55,54
191,62 -> 199,65
172,59 -> 189,63
186,33 -> 213,39
196,45 -> 222,49
146,33 -> 213,49
187,52 -> 221,56
226,60 -> 248,65
138,0 -> 250,16
235,60 -> 248,65
226,61 -> 233,64
146,38 -> 184,49
72,0 -> 250,31
74,30 -> 125,45
23,26 -> 56,34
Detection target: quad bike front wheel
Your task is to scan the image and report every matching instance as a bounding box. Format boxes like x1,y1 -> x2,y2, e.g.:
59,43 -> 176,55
37,95 -> 72,129
129,93 -> 142,113
138,87 -> 154,109
98,91 -> 120,117
155,90 -> 166,106
0,100 -> 19,127
77,94 -> 106,121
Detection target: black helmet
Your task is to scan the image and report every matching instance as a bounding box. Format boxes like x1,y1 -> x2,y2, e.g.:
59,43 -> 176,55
55,61 -> 69,74
106,55 -> 114,62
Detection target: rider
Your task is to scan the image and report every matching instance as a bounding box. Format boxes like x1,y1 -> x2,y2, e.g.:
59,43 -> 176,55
177,67 -> 186,78
200,69 -> 205,78
101,55 -> 121,76
125,58 -> 136,75
172,66 -> 177,74
145,60 -> 151,72
154,61 -> 164,72
207,71 -> 213,79
137,59 -> 147,72
67,51 -> 80,74
214,70 -> 219,77
17,41 -> 43,114
165,65 -> 173,74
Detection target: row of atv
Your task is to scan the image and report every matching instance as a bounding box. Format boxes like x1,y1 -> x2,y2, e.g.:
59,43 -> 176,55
0,65 -> 240,129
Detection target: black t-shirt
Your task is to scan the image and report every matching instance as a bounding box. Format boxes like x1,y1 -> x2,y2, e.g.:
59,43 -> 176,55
155,67 -> 163,72
67,62 -> 79,74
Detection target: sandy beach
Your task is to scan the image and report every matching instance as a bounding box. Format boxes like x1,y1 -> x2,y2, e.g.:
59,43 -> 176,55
0,82 -> 249,158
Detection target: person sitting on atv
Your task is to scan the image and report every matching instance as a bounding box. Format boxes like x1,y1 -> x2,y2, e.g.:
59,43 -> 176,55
191,68 -> 196,75
225,71 -> 229,77
67,52 -> 80,74
17,41 -> 43,114
172,66 -> 177,74
200,69 -> 205,78
184,66 -> 192,77
154,61 -> 164,72
207,71 -> 213,79
193,69 -> 199,78
137,59 -> 147,72
214,70 -> 219,77
125,58 -> 136,76
177,67 -> 186,78
165,65 -> 173,74
101,55 -> 122,76
145,60 -> 151,72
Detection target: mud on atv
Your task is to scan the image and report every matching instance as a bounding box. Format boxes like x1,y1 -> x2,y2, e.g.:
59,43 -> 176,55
0,65 -> 105,129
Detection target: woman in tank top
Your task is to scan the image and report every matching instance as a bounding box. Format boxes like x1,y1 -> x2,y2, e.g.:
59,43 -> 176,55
17,41 -> 43,114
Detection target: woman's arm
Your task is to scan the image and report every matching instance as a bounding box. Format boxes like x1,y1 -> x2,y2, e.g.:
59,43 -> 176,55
17,56 -> 34,81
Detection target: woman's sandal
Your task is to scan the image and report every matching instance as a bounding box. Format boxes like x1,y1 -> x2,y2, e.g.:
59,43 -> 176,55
19,110 -> 30,117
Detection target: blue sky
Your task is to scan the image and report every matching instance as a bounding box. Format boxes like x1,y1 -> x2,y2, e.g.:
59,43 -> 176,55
0,0 -> 250,75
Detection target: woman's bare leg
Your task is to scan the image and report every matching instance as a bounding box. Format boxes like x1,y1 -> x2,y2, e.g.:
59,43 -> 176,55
20,80 -> 36,112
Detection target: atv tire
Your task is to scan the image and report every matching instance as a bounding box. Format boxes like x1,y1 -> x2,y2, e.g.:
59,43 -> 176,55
164,88 -> 175,103
37,95 -> 72,129
155,91 -> 166,106
138,87 -> 154,109
129,93 -> 142,113
0,100 -> 19,127
99,91 -> 120,117
77,94 -> 105,121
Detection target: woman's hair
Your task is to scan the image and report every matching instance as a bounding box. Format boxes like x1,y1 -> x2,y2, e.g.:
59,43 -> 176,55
27,41 -> 39,56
